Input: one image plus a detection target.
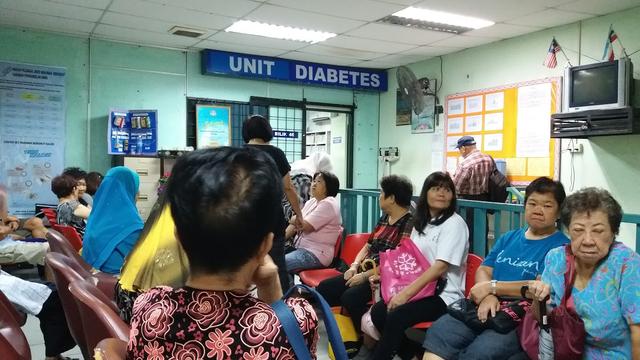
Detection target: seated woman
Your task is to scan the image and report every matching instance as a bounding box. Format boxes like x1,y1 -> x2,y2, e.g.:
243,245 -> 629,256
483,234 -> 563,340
317,175 -> 414,334
422,177 -> 569,360
283,151 -> 333,221
85,171 -> 103,196
51,174 -> 90,236
528,187 -> 640,358
128,147 -> 319,359
82,167 -> 143,274
370,172 -> 469,360
285,171 -> 342,273
63,167 -> 93,207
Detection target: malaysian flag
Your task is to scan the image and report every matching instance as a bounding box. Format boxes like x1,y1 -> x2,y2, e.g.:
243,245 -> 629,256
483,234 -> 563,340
602,26 -> 618,61
543,38 -> 561,68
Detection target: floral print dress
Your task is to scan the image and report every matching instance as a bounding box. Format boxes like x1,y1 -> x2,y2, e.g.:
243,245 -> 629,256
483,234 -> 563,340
127,286 -> 319,360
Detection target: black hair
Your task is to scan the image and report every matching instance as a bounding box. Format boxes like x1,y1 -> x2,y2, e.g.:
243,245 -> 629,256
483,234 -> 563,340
85,171 -> 103,196
242,115 -> 273,143
413,171 -> 457,234
525,177 -> 566,207
561,187 -> 622,235
51,175 -> 77,198
166,147 -> 282,274
379,175 -> 413,208
62,167 -> 87,180
314,171 -> 340,197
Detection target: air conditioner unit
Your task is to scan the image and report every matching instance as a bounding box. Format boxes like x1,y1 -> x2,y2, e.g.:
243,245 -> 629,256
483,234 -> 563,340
550,107 -> 640,138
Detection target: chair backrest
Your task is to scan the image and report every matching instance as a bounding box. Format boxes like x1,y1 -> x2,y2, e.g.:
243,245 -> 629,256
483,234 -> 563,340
0,291 -> 26,327
46,252 -> 92,359
332,231 -> 344,259
465,253 -> 484,296
46,229 -> 91,271
95,338 -> 127,360
52,224 -> 83,251
42,208 -> 57,225
69,280 -> 130,356
0,293 -> 30,360
340,233 -> 370,264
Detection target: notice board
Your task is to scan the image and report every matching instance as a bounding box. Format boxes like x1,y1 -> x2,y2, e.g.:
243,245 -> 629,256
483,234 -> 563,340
444,78 -> 561,185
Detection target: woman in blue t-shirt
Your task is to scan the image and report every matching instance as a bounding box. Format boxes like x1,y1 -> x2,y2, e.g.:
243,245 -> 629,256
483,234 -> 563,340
422,177 -> 569,360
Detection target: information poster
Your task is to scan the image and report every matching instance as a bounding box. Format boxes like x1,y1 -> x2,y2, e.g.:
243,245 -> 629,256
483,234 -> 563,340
108,109 -> 158,155
196,104 -> 230,148
0,61 -> 66,215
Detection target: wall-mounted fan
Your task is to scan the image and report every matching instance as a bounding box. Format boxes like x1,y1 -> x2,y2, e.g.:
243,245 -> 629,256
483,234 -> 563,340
396,66 -> 438,133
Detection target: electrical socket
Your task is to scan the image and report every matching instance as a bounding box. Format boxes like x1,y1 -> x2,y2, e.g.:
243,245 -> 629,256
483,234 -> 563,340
568,144 -> 583,153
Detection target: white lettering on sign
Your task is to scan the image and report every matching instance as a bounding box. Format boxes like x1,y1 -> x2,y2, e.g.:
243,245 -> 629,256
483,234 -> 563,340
295,64 -> 307,79
229,56 -> 275,75
370,74 -> 380,87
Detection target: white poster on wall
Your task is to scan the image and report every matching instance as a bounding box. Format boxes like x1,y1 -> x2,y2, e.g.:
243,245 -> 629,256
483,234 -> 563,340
465,95 -> 483,113
516,83 -> 551,158
485,92 -> 504,111
447,117 -> 463,134
464,115 -> 483,132
484,112 -> 504,131
447,98 -> 464,115
0,61 -> 66,216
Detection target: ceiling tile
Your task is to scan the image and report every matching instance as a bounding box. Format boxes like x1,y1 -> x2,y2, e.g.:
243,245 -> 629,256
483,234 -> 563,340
400,45 -> 464,56
207,31 -> 309,51
245,4 -> 365,33
267,0 -> 404,21
349,59 -> 397,69
373,53 -> 430,66
323,35 -> 415,54
109,0 -> 235,31
191,39 -> 288,57
372,0 -> 421,5
505,8 -> 594,28
555,0 -> 640,15
279,51 -> 361,66
412,0 -> 547,22
93,24 -> 201,48
346,23 -> 454,45
0,8 -> 95,34
464,23 -> 542,39
1,0 -> 104,22
100,11 -> 216,36
429,34 -> 501,48
296,44 -> 386,60
142,0 -> 261,18
47,0 -> 113,9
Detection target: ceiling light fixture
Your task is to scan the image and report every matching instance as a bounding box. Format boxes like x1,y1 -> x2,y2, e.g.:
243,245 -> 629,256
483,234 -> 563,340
378,7 -> 494,34
225,20 -> 336,43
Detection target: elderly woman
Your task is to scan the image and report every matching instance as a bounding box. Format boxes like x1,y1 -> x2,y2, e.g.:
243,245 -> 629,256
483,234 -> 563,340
82,166 -> 143,274
285,171 -> 342,273
317,175 -> 414,335
422,177 -> 569,360
284,151 -> 333,221
127,147 -> 319,359
51,174 -> 91,236
528,188 -> 640,359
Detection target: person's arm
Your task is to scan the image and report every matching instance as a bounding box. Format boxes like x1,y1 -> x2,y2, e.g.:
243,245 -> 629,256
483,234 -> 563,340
73,204 -> 91,219
631,324 -> 640,360
387,260 -> 449,311
285,224 -> 297,240
283,173 -> 304,227
253,255 -> 283,304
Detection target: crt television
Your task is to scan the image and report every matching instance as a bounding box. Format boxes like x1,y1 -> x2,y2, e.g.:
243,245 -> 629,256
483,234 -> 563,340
563,59 -> 633,112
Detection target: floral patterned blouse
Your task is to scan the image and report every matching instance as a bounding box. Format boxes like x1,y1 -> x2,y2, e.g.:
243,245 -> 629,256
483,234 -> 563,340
127,286 -> 319,360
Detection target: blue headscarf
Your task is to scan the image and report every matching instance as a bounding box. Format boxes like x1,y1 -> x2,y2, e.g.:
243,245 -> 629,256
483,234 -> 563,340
82,166 -> 143,274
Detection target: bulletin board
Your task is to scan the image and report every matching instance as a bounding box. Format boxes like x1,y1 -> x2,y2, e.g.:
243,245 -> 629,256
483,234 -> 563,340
444,78 -> 561,185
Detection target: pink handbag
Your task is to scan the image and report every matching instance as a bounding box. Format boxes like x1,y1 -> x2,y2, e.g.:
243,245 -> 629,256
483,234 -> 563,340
379,237 -> 436,304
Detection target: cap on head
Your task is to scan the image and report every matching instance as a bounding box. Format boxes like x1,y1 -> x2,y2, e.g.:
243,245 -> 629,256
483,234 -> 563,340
455,136 -> 476,149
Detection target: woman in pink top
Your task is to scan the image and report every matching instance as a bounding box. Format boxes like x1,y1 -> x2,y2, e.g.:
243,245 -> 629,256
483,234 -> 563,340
285,171 -> 342,274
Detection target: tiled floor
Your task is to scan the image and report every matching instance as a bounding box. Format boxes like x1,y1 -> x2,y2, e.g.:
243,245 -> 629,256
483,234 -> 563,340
24,314 -> 82,360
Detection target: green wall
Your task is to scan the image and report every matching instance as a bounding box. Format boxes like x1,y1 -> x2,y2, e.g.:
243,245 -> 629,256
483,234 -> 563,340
379,7 -> 640,248
0,27 -> 380,188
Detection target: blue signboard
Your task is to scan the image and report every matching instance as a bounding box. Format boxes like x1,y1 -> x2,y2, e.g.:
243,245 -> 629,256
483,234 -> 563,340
108,109 -> 158,155
273,130 -> 299,139
202,49 -> 388,92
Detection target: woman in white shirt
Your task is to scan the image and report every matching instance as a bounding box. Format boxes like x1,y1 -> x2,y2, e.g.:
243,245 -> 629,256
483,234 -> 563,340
370,171 -> 469,360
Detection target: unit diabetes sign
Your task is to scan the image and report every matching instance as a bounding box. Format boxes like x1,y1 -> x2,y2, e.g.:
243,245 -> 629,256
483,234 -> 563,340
108,109 -> 158,156
202,49 -> 387,92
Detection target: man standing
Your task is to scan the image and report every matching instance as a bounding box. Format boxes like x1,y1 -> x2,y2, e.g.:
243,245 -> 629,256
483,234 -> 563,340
452,136 -> 492,247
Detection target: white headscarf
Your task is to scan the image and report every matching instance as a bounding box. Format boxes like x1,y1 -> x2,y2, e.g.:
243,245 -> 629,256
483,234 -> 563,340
290,152 -> 333,177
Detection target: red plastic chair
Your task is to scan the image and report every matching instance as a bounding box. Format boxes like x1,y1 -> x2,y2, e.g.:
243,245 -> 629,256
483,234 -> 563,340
69,280 -> 130,356
299,233 -> 370,287
52,224 -> 83,251
412,253 -> 485,330
42,208 -> 58,225
0,291 -> 31,360
0,291 -> 27,327
46,228 -> 91,271
95,338 -> 127,360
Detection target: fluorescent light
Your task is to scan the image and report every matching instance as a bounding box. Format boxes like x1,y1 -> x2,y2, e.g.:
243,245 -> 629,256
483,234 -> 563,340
393,7 -> 494,30
225,20 -> 336,43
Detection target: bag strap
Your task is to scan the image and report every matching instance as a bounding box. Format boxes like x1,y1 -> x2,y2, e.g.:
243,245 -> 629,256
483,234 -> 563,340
561,245 -> 577,306
271,299 -> 312,360
283,284 -> 350,360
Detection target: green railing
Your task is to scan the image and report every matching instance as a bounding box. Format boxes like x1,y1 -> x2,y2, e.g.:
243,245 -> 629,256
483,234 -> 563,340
339,189 -> 640,257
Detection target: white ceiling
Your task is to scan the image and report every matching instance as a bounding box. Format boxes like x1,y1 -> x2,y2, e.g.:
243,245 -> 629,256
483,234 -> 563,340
1,0 -> 639,69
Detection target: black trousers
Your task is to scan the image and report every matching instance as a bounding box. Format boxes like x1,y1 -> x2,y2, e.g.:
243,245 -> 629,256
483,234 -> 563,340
270,233 -> 291,293
316,274 -> 372,332
370,295 -> 447,360
37,289 -> 76,357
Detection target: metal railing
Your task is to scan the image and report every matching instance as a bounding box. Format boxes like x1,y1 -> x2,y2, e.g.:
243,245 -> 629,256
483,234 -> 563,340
339,189 -> 640,257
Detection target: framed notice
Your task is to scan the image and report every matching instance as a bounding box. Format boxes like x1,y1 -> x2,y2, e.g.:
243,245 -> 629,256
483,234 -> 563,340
196,104 -> 231,148
108,109 -> 158,156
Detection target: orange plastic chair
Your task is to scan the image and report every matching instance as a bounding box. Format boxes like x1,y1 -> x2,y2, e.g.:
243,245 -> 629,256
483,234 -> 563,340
299,233 -> 370,287
0,291 -> 31,360
51,224 -> 83,251
412,253 -> 485,330
69,280 -> 130,356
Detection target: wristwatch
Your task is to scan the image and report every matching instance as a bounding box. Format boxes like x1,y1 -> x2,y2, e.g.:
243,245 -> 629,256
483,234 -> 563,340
490,280 -> 498,295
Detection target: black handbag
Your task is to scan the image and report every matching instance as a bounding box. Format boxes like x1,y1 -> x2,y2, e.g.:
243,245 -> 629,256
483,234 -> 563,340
447,297 -> 531,334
